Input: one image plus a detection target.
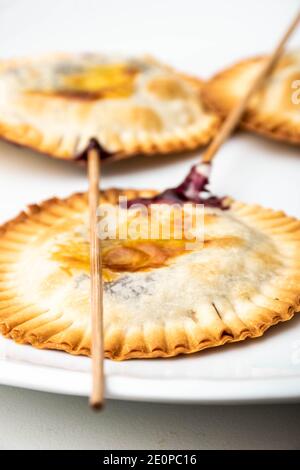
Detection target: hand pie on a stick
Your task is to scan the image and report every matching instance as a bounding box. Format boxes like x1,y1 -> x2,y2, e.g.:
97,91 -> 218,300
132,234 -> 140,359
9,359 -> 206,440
0,53 -> 219,161
0,181 -> 299,360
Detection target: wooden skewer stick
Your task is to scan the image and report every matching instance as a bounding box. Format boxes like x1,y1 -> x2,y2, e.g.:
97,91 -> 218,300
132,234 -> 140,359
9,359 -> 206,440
85,11 -> 300,409
201,9 -> 300,165
88,146 -> 104,410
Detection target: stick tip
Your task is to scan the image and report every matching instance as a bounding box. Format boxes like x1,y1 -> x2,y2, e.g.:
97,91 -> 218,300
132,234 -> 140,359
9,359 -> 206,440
89,398 -> 105,411
86,138 -> 114,161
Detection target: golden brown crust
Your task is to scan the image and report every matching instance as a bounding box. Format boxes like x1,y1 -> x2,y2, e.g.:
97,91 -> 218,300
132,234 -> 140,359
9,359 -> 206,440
0,53 -> 220,161
202,53 -> 300,145
0,191 -> 299,360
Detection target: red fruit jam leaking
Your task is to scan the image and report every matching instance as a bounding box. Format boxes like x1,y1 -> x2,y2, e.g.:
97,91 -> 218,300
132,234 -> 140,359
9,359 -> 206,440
80,140 -> 227,209
126,164 -> 227,209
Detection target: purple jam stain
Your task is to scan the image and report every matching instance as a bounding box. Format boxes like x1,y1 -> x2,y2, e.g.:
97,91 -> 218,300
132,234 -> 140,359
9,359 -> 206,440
126,165 -> 228,209
77,140 -> 227,209
76,138 -> 115,162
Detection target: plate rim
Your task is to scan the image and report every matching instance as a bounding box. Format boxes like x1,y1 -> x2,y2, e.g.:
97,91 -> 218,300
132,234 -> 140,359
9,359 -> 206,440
1,357 -> 300,404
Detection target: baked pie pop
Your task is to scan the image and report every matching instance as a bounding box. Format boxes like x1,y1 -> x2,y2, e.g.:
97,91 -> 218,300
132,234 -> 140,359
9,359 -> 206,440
0,53 -> 219,161
0,182 -> 299,360
202,50 -> 300,144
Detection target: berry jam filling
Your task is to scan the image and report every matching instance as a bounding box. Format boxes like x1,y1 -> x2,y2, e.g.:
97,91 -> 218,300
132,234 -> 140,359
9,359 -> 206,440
126,165 -> 227,209
78,140 -> 227,209
76,138 -> 114,161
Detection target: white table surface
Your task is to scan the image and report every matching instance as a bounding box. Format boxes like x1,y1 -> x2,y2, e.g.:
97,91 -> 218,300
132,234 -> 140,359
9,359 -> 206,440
0,0 -> 300,450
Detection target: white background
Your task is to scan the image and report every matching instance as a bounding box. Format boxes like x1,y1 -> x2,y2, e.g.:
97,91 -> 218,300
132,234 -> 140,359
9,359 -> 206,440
0,0 -> 300,449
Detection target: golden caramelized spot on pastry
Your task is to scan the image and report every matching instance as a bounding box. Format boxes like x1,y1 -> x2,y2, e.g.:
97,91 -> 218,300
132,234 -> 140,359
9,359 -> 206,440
52,234 -> 244,282
57,64 -> 138,100
204,236 -> 243,249
51,238 -> 188,282
147,77 -> 188,99
50,203 -> 201,281
51,241 -> 89,274
0,53 -> 219,159
203,213 -> 218,224
126,106 -> 163,131
202,50 -> 300,144
0,190 -> 299,360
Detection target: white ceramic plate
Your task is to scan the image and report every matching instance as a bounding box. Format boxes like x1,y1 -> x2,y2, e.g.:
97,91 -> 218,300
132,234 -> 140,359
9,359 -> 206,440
1,321 -> 300,403
0,119 -> 299,403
